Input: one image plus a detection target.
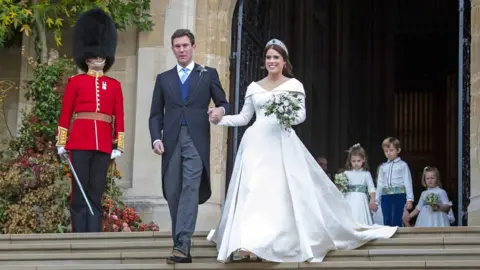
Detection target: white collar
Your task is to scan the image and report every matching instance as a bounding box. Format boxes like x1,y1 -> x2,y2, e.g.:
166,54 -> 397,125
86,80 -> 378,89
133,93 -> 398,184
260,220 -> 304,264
177,61 -> 195,72
387,157 -> 401,163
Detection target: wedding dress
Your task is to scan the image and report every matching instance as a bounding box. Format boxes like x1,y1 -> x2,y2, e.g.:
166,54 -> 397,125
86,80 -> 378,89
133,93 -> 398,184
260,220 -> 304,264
207,78 -> 397,263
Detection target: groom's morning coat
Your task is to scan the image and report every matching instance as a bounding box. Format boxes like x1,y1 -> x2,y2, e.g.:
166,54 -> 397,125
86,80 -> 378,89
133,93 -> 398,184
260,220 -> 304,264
149,63 -> 230,204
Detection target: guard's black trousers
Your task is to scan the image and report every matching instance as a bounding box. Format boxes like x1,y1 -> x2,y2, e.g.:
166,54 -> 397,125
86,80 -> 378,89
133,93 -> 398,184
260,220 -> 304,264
69,150 -> 110,233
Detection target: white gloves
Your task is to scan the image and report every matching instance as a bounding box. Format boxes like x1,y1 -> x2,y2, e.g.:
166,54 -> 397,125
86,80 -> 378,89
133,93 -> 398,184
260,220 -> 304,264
57,146 -> 66,156
57,147 -> 121,159
111,149 -> 122,159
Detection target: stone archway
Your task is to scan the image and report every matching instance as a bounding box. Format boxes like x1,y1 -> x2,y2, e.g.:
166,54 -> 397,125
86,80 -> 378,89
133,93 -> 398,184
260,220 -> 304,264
224,0 -> 474,227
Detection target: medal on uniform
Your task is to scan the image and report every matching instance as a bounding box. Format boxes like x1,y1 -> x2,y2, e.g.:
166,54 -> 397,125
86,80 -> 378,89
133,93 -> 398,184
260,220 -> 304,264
102,81 -> 107,90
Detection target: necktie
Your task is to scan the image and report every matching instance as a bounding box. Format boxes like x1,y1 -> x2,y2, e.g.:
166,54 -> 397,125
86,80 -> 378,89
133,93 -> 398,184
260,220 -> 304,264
180,67 -> 189,83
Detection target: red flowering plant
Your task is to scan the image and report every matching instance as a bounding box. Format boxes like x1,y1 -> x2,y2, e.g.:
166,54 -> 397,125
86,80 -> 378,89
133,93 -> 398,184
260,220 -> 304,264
102,163 -> 159,232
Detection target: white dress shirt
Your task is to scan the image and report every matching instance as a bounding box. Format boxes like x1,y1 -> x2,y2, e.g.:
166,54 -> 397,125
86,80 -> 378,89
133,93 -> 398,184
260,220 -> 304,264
375,157 -> 414,203
176,61 -> 195,79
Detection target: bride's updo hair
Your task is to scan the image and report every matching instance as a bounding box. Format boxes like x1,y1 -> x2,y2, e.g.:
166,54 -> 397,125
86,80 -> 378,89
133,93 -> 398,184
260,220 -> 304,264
263,39 -> 293,77
344,143 -> 370,171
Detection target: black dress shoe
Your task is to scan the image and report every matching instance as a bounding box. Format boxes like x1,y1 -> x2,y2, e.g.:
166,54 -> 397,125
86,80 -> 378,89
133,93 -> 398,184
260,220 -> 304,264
166,254 -> 192,264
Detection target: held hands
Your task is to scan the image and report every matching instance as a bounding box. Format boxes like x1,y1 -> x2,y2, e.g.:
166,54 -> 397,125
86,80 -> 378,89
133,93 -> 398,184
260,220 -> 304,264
153,140 -> 165,155
208,107 -> 224,124
405,200 -> 413,210
402,209 -> 411,227
402,202 -> 415,227
369,201 -> 378,212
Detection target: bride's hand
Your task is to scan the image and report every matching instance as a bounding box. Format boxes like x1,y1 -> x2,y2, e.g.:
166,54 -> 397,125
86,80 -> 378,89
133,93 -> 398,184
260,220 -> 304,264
210,116 -> 222,124
209,108 -> 223,124
210,118 -> 220,124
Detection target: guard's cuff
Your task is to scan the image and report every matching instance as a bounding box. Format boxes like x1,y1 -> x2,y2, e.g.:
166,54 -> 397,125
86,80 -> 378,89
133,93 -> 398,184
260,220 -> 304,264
56,127 -> 68,146
113,132 -> 125,152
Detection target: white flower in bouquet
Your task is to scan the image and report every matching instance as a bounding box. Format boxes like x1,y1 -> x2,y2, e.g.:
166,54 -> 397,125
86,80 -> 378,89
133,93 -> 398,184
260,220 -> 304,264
263,92 -> 302,132
424,193 -> 440,212
334,172 -> 348,193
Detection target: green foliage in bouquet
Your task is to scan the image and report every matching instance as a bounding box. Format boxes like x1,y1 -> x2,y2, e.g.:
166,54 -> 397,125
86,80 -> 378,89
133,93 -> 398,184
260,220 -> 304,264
0,53 -> 158,233
334,172 -> 349,193
424,192 -> 440,212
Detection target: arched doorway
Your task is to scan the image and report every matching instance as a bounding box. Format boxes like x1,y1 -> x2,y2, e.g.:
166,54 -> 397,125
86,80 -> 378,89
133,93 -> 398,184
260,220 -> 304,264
226,0 -> 471,226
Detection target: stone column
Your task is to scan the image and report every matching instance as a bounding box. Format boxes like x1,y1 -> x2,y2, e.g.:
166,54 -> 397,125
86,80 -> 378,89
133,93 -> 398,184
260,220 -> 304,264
15,34 -> 35,132
107,26 -> 139,188
469,0 -> 480,225
192,0 -> 236,230
0,44 -> 22,146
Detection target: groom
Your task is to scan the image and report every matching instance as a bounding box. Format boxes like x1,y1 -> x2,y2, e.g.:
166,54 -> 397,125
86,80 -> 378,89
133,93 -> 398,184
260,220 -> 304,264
149,29 -> 230,264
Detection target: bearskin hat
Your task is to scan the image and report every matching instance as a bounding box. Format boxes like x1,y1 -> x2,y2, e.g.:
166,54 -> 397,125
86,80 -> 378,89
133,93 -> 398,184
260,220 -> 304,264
72,8 -> 117,73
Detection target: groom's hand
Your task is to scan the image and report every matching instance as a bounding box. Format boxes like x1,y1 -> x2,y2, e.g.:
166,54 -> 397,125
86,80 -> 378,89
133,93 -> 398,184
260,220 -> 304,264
153,140 -> 165,155
208,107 -> 224,124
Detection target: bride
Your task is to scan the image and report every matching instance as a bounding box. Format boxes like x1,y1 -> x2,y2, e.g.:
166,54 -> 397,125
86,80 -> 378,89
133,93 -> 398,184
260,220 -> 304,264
207,39 -> 397,263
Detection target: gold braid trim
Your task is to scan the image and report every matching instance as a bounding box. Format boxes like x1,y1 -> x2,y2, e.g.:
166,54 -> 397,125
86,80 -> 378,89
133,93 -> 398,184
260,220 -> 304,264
56,127 -> 68,146
117,132 -> 125,152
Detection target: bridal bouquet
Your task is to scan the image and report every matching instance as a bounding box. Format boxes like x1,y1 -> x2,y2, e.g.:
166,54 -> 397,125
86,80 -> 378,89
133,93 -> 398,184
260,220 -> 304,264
334,172 -> 348,193
263,92 -> 302,132
424,193 -> 440,212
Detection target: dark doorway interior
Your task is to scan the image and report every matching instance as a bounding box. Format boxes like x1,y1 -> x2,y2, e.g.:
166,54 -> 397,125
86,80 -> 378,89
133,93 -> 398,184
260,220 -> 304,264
227,0 -> 468,225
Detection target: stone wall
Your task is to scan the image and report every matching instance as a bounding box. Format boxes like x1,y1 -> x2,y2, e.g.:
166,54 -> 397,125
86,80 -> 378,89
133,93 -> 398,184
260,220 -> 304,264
0,47 -> 21,148
469,0 -> 480,225
106,26 -> 139,189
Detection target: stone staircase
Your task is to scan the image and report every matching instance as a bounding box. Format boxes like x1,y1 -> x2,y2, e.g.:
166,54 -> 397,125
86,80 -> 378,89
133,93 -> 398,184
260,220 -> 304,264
0,227 -> 479,269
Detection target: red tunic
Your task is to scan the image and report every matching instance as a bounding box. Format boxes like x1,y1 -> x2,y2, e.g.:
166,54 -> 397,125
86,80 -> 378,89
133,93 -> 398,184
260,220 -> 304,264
56,70 -> 125,154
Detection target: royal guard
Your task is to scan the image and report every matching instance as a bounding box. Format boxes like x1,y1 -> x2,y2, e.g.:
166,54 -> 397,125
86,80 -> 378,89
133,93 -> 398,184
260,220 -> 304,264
56,8 -> 125,233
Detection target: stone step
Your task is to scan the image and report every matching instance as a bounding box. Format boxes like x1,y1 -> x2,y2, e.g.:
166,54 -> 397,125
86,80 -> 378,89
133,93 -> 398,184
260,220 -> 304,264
0,227 -> 478,269
0,249 -> 479,265
360,236 -> 480,249
2,227 -> 479,245
1,260 -> 480,270
0,240 -> 215,254
0,251 -> 217,265
0,237 -> 479,254
0,232 -> 205,244
390,227 -> 480,238
324,248 -> 480,261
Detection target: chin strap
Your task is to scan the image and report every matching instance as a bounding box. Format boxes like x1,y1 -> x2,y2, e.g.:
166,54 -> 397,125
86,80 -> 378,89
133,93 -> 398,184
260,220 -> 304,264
86,59 -> 106,69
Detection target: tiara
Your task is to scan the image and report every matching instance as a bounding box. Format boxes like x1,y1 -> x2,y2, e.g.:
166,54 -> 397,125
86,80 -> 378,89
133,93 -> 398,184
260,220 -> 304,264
265,39 -> 288,55
352,143 -> 361,148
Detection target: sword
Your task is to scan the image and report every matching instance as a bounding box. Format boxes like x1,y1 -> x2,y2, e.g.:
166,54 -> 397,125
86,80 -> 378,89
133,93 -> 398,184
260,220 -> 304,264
62,153 -> 95,216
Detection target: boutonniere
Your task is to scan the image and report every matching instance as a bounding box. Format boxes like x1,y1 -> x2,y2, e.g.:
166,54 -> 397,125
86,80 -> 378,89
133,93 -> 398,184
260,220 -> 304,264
196,65 -> 208,76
